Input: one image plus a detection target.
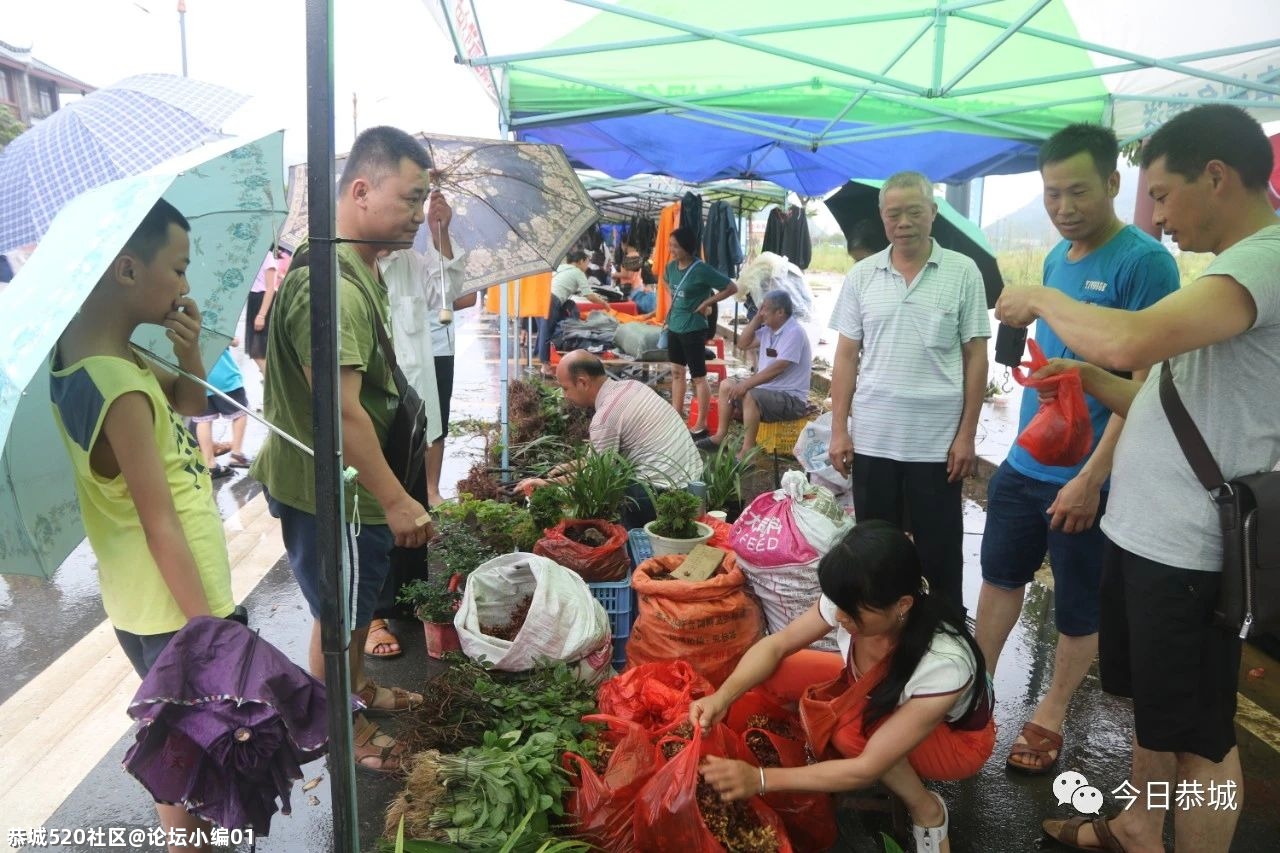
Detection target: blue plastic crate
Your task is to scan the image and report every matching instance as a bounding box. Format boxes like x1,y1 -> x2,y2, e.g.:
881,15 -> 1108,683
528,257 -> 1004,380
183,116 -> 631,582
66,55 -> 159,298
612,635 -> 628,672
588,569 -> 634,643
626,528 -> 653,569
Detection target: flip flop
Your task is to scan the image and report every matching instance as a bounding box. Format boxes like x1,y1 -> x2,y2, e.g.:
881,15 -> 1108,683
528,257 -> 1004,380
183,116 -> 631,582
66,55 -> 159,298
363,618 -> 402,658
1042,816 -> 1127,852
228,451 -> 252,468
208,464 -> 233,480
1007,720 -> 1063,774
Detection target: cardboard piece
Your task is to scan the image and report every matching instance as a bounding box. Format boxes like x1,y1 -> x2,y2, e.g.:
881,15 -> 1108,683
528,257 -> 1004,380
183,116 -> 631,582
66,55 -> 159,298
672,545 -> 726,582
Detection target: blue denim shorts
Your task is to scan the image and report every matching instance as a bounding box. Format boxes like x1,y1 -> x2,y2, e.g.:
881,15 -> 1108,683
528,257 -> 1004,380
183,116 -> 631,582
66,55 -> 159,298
267,492 -> 394,630
980,462 -> 1109,636
114,628 -> 179,679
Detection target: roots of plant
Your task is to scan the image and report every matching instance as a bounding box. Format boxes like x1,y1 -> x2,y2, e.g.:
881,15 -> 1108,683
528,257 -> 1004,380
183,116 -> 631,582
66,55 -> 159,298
481,594 -> 533,641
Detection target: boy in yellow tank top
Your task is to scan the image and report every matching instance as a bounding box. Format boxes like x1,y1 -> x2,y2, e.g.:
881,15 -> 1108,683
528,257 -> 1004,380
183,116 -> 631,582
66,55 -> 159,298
50,198 -> 233,853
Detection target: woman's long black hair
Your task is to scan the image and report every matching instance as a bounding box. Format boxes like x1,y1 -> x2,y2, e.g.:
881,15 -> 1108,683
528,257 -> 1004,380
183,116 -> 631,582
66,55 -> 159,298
817,520 -> 987,735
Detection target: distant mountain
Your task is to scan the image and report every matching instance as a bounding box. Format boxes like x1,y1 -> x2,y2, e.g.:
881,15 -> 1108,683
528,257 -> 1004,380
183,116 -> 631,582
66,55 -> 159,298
984,164 -> 1142,251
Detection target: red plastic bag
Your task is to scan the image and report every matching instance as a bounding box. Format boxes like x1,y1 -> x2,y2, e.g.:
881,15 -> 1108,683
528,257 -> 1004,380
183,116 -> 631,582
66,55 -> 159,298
1012,339 -> 1094,467
633,725 -> 794,853
563,715 -> 657,853
729,690 -> 837,851
597,661 -> 714,735
533,519 -> 629,582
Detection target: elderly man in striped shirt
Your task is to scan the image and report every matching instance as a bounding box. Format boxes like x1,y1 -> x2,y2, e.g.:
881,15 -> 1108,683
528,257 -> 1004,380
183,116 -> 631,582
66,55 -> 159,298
517,350 -> 703,529
827,171 -> 991,611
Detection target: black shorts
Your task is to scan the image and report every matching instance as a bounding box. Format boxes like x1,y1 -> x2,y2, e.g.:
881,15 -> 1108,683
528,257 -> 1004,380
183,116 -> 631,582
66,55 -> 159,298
245,291 -> 270,359
1098,541 -> 1241,762
433,355 -> 454,443
191,386 -> 249,422
667,329 -> 708,379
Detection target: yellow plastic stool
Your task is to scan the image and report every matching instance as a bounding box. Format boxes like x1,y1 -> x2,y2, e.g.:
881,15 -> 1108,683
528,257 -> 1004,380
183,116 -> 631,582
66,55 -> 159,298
755,417 -> 810,488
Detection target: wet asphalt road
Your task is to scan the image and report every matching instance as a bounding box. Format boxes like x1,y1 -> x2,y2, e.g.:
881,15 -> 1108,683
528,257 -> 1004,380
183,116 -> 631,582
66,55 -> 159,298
4,308 -> 1280,852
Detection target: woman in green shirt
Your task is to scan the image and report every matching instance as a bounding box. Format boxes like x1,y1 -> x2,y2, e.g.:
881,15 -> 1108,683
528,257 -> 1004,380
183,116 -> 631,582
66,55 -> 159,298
664,226 -> 737,437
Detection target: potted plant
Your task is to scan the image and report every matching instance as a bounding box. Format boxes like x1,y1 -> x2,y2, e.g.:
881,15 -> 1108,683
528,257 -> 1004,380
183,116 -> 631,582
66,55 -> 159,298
644,489 -> 714,556
532,447 -> 637,582
397,574 -> 463,658
703,441 -> 761,522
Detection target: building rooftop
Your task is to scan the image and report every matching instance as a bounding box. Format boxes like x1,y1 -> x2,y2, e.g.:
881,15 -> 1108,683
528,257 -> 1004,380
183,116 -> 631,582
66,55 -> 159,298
0,39 -> 94,93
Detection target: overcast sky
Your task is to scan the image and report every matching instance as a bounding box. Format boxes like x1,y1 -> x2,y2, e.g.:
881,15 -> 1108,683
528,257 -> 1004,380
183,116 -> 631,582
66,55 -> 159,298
8,0 -> 1060,228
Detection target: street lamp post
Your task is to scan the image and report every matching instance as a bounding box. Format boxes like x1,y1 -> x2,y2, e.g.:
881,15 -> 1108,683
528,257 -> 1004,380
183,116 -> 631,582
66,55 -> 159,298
177,0 -> 188,77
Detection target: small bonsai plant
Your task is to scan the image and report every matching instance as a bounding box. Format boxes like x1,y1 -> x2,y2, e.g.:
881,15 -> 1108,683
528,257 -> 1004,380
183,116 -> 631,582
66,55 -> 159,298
398,574 -> 462,624
528,485 -> 567,532
648,489 -> 702,539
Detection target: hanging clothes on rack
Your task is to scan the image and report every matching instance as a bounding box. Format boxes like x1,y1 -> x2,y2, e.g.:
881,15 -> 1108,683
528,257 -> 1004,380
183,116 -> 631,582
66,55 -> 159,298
782,205 -> 812,270
702,200 -> 743,277
762,207 -> 786,255
679,191 -> 704,247
652,201 -> 682,324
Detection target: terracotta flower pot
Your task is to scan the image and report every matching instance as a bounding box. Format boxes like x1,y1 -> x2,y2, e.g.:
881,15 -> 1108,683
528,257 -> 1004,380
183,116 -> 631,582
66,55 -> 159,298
422,620 -> 461,659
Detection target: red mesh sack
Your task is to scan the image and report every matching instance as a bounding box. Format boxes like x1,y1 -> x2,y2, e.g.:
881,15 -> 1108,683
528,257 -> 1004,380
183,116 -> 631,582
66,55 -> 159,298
533,519 -> 629,582
1012,338 -> 1094,467
628,554 -> 766,687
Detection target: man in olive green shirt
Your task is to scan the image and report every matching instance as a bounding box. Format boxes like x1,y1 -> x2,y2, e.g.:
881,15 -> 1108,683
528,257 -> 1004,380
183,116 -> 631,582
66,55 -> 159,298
251,126 -> 434,774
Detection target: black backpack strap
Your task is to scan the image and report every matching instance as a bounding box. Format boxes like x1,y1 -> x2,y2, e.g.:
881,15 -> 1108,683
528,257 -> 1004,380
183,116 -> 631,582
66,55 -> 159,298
1157,360 -> 1228,492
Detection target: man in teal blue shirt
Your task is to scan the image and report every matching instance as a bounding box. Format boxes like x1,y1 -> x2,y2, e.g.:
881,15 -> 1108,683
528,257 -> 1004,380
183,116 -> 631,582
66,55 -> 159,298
975,124 -> 1179,776
664,225 -> 737,437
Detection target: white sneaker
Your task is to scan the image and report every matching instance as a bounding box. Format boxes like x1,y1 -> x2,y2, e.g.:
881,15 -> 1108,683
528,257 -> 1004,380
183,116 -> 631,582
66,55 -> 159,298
911,790 -> 949,852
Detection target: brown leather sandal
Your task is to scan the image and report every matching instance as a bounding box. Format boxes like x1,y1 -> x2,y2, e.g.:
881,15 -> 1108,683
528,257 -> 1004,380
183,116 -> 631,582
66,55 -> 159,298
355,680 -> 423,714
353,715 -> 406,775
1007,720 -> 1063,774
1042,816 -> 1126,852
363,618 -> 402,658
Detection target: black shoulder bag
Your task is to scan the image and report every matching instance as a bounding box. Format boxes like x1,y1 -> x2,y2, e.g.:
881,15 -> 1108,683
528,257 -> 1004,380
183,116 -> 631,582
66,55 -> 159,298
1158,361 -> 1280,638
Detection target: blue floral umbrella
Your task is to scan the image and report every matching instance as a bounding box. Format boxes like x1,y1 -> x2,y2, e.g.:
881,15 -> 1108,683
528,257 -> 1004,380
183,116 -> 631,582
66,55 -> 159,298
0,132 -> 285,578
0,73 -> 248,255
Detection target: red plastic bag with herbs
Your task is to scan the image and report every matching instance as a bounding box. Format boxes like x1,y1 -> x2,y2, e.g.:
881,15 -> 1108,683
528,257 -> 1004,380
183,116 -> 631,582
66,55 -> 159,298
534,519 -> 629,582
633,725 -> 794,853
597,660 -> 714,735
1012,338 -> 1094,467
563,715 -> 657,853
729,690 -> 837,851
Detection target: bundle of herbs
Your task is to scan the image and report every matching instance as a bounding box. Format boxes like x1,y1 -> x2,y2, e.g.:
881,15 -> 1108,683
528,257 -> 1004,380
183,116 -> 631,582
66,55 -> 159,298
434,499 -> 538,555
555,447 -> 640,522
401,659 -> 600,758
384,729 -> 571,849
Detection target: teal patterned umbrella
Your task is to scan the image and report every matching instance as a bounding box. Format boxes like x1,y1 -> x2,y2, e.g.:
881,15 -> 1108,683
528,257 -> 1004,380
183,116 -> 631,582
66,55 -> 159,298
0,132 -> 285,578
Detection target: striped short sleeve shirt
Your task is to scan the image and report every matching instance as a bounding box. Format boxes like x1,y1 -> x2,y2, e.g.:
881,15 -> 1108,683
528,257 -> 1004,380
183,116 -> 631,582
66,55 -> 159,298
591,379 -> 703,489
829,240 -> 990,462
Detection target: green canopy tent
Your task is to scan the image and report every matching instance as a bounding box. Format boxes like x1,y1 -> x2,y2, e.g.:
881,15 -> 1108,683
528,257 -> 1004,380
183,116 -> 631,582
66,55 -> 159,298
433,0 -> 1280,195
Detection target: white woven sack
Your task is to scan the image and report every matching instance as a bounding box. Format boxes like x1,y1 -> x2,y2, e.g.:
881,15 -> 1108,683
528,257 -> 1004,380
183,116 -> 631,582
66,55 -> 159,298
455,552 -> 613,683
735,473 -> 853,652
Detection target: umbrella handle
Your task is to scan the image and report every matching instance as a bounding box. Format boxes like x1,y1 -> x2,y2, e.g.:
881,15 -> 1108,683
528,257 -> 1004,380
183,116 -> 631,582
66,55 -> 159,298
436,219 -> 452,327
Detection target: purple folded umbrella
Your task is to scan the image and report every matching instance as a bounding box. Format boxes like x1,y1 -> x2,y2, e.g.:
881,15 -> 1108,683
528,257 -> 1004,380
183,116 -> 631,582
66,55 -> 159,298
123,616 -> 328,834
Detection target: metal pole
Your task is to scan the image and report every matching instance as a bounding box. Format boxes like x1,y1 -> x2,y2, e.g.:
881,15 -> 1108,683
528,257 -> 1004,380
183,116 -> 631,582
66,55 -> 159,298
177,1 -> 188,77
499,281 -> 511,479
305,1 -> 358,850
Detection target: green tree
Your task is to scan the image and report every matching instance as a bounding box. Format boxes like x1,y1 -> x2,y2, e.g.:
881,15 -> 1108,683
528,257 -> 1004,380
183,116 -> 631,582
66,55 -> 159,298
0,106 -> 26,148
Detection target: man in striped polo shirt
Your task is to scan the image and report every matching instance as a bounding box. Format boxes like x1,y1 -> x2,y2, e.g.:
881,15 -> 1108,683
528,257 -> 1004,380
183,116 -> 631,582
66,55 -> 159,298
827,171 -> 991,611
517,350 -> 702,529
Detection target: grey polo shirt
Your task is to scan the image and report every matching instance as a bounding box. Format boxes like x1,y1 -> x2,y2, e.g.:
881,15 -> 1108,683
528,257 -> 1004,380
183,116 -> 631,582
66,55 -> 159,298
829,239 -> 990,462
